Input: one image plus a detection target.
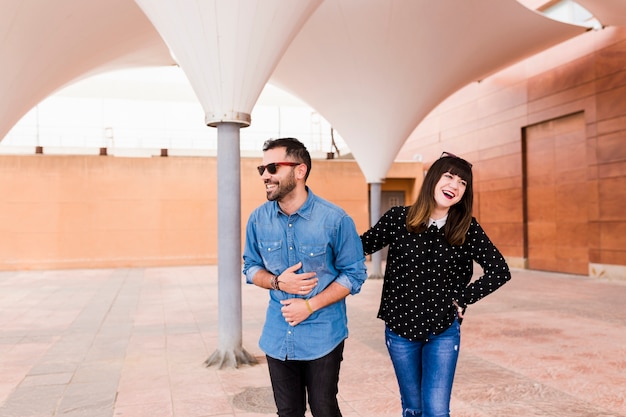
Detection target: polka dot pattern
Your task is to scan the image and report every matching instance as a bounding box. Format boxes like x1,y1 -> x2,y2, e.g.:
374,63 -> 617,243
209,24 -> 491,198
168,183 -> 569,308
361,206 -> 511,341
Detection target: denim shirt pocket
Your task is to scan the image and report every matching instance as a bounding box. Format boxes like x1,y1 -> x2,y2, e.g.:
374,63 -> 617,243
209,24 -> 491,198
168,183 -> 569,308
259,240 -> 283,273
298,244 -> 327,273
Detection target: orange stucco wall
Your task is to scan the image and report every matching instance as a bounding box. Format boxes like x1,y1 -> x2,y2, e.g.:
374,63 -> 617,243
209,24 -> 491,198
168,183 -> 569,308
0,154 -> 421,270
6,28 -> 626,278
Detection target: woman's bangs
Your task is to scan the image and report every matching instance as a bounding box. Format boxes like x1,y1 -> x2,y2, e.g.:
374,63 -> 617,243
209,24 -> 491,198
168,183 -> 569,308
447,160 -> 472,182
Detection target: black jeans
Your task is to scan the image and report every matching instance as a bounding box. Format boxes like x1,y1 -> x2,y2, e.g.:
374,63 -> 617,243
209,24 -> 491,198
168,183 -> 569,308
266,341 -> 344,417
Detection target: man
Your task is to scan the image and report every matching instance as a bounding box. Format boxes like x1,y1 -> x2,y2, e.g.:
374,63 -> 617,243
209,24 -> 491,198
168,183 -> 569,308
243,137 -> 367,417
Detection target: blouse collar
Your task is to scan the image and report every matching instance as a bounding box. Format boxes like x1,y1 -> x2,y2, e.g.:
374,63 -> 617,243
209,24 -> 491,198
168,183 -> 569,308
428,214 -> 448,229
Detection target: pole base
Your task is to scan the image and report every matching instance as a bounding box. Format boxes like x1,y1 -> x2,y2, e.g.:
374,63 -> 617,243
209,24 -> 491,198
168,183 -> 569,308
205,347 -> 259,369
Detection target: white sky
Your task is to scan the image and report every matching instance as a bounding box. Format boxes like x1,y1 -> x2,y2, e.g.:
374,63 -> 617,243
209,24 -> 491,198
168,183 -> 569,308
2,66 -> 348,158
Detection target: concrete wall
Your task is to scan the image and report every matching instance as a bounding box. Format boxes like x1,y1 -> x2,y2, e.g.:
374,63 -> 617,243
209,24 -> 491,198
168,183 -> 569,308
0,154 -> 421,270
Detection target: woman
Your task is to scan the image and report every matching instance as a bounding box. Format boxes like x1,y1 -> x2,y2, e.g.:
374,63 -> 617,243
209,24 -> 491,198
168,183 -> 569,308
361,152 -> 511,417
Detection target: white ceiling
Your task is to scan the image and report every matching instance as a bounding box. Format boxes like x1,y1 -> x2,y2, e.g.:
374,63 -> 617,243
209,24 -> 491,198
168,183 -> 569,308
2,0 -> 622,181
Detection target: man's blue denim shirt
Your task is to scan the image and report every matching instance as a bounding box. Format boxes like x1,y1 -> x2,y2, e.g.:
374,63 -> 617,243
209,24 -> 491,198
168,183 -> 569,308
243,188 -> 367,361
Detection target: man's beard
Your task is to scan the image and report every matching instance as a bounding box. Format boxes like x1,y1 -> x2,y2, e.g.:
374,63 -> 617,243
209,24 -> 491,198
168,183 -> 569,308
266,171 -> 296,202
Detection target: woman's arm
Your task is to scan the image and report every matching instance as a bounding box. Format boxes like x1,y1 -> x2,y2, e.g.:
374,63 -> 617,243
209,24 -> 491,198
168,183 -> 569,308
460,220 -> 511,305
360,206 -> 403,255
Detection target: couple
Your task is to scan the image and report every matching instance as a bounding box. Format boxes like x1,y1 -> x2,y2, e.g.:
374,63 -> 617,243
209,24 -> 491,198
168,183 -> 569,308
242,138 -> 511,417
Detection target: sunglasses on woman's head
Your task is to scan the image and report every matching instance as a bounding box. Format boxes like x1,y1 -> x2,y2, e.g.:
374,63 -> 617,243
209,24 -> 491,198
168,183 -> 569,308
257,162 -> 301,176
440,151 -> 473,168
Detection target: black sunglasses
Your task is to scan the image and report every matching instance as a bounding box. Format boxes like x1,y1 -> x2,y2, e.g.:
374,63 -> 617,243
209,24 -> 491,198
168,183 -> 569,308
257,162 -> 301,176
440,151 -> 473,168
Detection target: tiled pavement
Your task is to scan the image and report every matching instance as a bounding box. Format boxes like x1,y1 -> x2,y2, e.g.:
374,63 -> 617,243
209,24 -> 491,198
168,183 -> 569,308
0,264 -> 624,417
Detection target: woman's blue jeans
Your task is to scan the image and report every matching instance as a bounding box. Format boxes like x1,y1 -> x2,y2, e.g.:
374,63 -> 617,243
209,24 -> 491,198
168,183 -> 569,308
385,320 -> 461,417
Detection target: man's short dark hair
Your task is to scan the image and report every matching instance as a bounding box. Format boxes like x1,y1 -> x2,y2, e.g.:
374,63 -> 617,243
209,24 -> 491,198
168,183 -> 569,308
263,137 -> 312,181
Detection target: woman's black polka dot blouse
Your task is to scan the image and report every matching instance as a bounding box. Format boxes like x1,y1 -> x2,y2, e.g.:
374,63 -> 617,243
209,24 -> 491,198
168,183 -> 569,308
361,206 -> 511,342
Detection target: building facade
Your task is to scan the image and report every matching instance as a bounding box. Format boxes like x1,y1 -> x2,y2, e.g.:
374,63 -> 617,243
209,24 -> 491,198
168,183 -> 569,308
399,26 -> 626,280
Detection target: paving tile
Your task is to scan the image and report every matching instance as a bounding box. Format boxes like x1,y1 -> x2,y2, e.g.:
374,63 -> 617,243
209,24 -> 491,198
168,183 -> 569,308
0,265 -> 623,416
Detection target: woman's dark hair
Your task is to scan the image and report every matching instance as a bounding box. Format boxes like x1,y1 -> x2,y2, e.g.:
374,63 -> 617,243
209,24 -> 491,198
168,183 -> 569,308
263,137 -> 312,181
406,154 -> 474,246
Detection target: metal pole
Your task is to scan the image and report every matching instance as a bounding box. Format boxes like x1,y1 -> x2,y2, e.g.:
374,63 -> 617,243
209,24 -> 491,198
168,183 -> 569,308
369,182 -> 384,279
205,121 -> 257,368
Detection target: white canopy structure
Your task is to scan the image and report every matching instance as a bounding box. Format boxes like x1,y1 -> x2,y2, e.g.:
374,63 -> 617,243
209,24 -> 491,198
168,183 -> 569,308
133,0 -> 322,127
271,0 -> 584,184
3,0 -> 624,367
1,0 -> 599,148
0,0 -> 174,142
577,0 -> 626,27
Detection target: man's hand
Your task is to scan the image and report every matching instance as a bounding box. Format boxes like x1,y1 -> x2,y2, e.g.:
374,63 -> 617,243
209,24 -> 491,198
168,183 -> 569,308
280,282 -> 350,327
278,261 -> 318,295
280,298 -> 311,326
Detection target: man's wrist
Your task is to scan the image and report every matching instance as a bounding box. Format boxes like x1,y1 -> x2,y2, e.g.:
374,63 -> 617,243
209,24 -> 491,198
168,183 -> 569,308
270,274 -> 282,290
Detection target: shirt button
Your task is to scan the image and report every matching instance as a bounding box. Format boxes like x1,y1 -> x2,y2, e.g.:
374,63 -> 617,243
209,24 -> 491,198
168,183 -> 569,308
289,223 -> 293,227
